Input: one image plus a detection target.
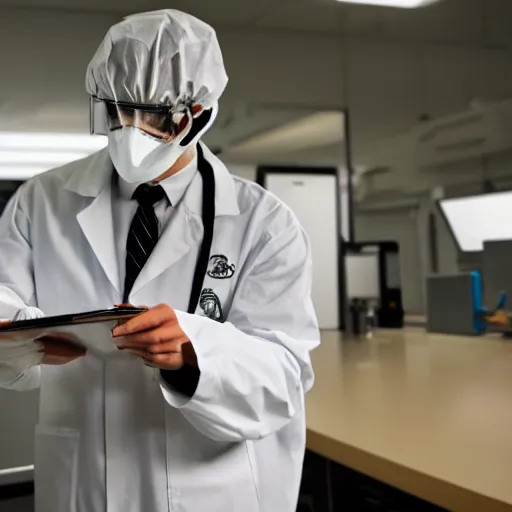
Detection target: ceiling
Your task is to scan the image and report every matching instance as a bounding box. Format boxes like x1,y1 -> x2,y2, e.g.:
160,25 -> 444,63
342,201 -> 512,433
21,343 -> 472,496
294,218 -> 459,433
0,0 -> 509,44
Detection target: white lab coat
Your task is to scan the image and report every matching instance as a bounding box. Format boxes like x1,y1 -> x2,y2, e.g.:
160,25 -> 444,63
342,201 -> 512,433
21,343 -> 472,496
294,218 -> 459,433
0,144 -> 320,512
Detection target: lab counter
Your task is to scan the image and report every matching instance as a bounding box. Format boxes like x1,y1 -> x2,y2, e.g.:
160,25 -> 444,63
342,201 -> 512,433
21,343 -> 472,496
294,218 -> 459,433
305,329 -> 512,512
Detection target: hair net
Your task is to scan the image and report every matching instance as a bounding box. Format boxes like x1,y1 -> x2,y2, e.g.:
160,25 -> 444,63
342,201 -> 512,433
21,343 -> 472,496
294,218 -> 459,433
85,9 -> 228,109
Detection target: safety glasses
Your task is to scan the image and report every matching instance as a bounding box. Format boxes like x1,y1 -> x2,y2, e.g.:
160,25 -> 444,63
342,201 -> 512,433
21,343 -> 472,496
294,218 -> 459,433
90,96 -> 191,140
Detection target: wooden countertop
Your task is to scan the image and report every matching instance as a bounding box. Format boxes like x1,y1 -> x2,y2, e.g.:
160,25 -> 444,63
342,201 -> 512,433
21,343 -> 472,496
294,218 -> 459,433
306,329 -> 512,512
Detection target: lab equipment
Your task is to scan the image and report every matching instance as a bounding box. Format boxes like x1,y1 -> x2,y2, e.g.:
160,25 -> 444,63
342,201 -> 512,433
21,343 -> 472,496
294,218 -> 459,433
344,250 -> 380,337
427,272 -> 481,335
427,270 -> 508,335
482,239 -> 512,310
346,241 -> 404,328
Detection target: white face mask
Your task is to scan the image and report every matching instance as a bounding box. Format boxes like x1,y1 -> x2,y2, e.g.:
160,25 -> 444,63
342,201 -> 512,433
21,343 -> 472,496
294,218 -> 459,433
108,104 -> 217,184
108,126 -> 189,184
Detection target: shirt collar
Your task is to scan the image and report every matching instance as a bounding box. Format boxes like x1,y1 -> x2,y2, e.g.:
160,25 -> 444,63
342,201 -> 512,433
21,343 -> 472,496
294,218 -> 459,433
118,151 -> 198,206
62,143 -> 239,217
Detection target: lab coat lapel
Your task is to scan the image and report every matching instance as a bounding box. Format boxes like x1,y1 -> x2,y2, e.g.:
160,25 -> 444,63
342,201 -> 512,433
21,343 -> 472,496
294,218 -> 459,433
77,183 -> 120,295
64,149 -> 121,295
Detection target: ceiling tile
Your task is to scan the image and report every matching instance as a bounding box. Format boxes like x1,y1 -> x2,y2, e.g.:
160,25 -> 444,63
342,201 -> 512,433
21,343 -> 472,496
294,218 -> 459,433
256,0 -> 344,33
339,0 -> 484,44
0,0 -> 500,44
0,0 -> 290,26
485,0 -> 512,46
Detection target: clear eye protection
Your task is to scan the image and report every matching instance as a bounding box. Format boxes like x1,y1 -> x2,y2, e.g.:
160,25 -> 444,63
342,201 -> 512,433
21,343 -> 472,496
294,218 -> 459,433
90,96 -> 191,141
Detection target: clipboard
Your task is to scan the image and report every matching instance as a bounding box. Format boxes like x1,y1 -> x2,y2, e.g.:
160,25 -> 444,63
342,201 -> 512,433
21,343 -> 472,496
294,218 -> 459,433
0,306 -> 147,355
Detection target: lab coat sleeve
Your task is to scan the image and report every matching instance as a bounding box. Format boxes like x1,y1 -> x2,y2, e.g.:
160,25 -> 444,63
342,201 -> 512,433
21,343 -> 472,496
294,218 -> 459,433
160,219 -> 320,442
0,187 -> 41,391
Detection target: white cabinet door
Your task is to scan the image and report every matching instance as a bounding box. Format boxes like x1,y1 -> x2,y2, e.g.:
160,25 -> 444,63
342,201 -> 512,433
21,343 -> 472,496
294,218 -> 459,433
266,173 -> 339,329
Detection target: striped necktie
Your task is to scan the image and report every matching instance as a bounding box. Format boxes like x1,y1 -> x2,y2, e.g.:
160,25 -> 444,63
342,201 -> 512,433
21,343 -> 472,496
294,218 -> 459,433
123,184 -> 166,303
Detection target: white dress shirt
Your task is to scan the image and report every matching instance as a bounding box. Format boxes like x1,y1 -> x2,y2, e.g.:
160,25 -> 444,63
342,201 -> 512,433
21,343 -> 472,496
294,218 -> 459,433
112,152 -> 198,290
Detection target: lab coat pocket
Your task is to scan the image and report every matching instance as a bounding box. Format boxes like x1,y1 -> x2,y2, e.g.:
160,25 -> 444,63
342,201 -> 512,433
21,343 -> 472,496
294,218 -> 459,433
34,424 -> 80,512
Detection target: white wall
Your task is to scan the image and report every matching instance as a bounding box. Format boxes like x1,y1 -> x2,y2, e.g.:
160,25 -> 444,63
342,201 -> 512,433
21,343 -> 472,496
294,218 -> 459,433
0,9 -> 119,132
345,40 -> 512,163
226,164 -> 257,182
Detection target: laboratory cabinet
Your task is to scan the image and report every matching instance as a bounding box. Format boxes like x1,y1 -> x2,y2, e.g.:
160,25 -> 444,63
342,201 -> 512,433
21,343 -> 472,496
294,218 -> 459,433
0,482 -> 34,512
298,451 -> 447,512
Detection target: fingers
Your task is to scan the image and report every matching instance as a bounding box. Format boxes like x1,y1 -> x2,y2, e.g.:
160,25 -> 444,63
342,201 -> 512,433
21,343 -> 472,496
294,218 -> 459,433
113,304 -> 176,337
122,339 -> 187,354
115,324 -> 185,347
124,348 -> 184,370
121,340 -> 183,354
111,304 -> 190,370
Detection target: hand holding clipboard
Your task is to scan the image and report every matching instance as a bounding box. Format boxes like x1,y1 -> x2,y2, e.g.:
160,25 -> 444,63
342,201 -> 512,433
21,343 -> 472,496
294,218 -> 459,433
0,306 -> 147,367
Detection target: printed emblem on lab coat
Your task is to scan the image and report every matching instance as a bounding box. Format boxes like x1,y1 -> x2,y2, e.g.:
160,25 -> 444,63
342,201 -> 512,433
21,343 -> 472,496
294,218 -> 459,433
207,255 -> 235,279
199,288 -> 224,322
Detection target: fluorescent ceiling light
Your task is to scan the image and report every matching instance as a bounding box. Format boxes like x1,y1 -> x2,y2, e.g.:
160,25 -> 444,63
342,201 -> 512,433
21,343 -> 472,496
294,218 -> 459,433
0,151 -> 89,165
0,166 -> 51,180
228,111 -> 345,156
0,132 -> 107,180
0,132 -> 107,152
334,0 -> 440,7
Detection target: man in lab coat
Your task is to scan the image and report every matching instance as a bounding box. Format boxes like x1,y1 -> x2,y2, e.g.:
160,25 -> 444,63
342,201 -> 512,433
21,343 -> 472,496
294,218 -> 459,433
0,9 -> 320,512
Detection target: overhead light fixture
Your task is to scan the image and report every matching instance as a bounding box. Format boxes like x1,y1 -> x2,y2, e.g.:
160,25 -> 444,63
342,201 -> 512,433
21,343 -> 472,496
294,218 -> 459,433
0,132 -> 107,180
0,166 -> 51,181
0,132 -> 107,152
334,0 -> 440,7
0,151 -> 89,165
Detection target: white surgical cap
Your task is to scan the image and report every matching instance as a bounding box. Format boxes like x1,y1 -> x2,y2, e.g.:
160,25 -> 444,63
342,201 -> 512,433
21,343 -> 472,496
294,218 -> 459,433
85,9 -> 228,108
